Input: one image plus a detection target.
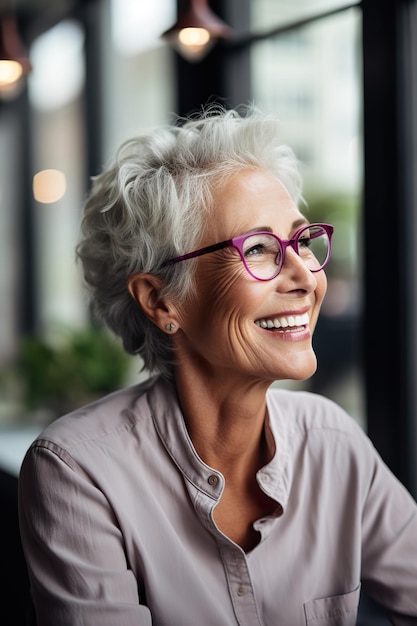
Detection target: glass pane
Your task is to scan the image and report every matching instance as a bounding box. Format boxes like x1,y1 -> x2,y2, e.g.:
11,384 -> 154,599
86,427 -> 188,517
29,20 -> 88,335
250,6 -> 364,426
251,0 -> 360,31
110,0 -> 175,56
105,0 -> 176,158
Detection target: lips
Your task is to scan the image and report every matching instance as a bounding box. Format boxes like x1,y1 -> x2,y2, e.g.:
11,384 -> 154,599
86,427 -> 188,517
255,312 -> 309,330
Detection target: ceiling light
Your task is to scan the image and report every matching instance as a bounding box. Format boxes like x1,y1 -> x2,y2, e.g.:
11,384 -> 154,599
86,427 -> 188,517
0,11 -> 31,94
162,0 -> 231,62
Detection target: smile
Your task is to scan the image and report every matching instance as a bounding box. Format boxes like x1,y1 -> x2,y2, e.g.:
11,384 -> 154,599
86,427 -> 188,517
255,312 -> 309,330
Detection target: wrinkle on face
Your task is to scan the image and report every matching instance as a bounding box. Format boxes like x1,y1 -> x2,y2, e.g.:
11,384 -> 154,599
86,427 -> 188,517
170,168 -> 326,386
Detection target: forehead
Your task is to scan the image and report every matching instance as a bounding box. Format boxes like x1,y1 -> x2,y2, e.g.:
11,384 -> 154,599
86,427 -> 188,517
206,168 -> 305,241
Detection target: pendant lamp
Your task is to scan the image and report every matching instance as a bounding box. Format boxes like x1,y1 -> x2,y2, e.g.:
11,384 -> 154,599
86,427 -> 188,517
162,0 -> 231,62
0,10 -> 31,95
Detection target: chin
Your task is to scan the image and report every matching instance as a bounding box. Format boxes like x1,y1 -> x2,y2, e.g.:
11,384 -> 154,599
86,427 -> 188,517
285,353 -> 318,381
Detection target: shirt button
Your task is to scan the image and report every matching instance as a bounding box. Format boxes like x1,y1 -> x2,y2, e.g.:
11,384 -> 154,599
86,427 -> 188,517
237,585 -> 246,596
208,474 -> 218,486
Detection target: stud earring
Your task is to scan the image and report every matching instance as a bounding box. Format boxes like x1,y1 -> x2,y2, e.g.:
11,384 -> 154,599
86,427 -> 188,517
165,323 -> 175,331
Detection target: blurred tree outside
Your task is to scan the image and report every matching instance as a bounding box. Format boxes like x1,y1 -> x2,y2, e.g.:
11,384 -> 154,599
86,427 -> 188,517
0,323 -> 132,422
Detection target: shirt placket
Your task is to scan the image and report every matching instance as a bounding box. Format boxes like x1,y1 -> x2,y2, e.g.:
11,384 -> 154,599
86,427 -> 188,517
192,476 -> 264,626
217,541 -> 264,626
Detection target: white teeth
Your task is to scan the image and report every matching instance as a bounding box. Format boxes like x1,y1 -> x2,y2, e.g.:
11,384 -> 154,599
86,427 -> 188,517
256,312 -> 309,329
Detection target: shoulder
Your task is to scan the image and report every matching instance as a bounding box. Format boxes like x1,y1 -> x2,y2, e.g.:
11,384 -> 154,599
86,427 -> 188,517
267,386 -> 361,434
26,375 -> 169,459
266,386 -> 372,458
18,375 -> 181,521
266,387 -> 383,507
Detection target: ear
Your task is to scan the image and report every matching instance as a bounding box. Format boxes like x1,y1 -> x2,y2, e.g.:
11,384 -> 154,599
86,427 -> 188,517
127,273 -> 178,332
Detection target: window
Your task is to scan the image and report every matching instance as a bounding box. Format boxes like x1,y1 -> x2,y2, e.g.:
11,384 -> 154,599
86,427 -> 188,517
250,2 -> 364,424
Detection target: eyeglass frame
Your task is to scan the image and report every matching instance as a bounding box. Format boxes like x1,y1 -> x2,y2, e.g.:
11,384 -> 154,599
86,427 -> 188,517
161,222 -> 334,281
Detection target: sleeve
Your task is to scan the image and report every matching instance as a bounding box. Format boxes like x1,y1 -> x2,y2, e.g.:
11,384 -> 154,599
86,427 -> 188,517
360,437 -> 417,625
18,443 -> 152,626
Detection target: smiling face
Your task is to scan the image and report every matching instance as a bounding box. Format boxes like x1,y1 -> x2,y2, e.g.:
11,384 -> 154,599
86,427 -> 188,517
171,168 -> 327,386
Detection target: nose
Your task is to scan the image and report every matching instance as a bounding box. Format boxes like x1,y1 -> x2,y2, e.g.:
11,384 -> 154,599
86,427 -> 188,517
279,246 -> 318,291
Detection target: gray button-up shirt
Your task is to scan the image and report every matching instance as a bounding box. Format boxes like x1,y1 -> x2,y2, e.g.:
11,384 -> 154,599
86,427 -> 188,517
18,376 -> 417,625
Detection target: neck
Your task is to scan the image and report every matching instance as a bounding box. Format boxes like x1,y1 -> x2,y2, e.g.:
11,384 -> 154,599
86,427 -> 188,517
174,367 -> 274,477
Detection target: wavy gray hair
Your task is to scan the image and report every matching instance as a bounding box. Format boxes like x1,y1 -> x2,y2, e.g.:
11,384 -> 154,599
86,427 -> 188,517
76,106 -> 303,378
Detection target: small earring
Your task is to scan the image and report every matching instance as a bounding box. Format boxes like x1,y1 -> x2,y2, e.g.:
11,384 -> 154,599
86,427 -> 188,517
165,323 -> 175,332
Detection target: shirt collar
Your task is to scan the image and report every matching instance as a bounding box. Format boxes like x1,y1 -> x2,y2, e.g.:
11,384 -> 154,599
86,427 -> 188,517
146,376 -> 294,509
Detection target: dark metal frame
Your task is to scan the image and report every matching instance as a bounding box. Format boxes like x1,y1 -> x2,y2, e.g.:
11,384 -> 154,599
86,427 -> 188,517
362,0 -> 417,496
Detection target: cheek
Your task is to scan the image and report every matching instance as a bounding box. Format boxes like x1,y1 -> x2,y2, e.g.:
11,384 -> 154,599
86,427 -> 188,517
197,258 -> 249,303
181,265 -> 253,331
317,271 -> 328,304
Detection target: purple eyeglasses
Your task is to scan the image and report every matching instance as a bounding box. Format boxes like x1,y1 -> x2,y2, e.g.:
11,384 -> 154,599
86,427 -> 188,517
161,223 -> 334,281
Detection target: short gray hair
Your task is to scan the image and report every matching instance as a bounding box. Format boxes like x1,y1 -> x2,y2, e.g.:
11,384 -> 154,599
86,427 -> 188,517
76,106 -> 303,378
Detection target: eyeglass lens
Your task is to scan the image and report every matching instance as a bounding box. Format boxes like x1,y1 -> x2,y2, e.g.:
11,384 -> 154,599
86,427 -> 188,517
241,225 -> 330,280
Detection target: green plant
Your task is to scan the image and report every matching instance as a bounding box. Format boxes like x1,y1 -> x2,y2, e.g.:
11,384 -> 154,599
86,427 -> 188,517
16,324 -> 132,413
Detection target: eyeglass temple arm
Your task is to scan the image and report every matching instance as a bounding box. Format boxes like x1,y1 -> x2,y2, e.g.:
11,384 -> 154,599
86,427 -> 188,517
161,240 -> 231,267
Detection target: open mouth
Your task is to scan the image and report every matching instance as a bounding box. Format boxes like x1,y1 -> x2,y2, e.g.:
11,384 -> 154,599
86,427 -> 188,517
255,312 -> 309,330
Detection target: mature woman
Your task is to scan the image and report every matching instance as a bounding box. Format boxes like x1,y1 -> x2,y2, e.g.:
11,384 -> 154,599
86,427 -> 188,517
19,107 -> 417,625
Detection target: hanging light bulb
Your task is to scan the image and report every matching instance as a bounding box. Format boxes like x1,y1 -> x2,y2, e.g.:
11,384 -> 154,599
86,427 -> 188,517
162,0 -> 231,62
0,11 -> 31,95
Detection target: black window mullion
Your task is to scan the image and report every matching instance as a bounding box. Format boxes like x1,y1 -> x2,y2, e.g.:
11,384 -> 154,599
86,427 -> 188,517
362,0 -> 416,496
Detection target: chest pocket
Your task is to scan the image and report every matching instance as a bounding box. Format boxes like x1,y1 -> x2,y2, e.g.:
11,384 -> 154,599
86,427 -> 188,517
303,584 -> 361,625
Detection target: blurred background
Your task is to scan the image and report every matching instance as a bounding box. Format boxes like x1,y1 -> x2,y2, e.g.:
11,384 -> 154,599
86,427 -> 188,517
0,1 -> 416,622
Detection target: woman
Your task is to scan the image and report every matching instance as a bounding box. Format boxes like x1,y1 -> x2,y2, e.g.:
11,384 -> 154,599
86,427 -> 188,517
18,107 -> 417,625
